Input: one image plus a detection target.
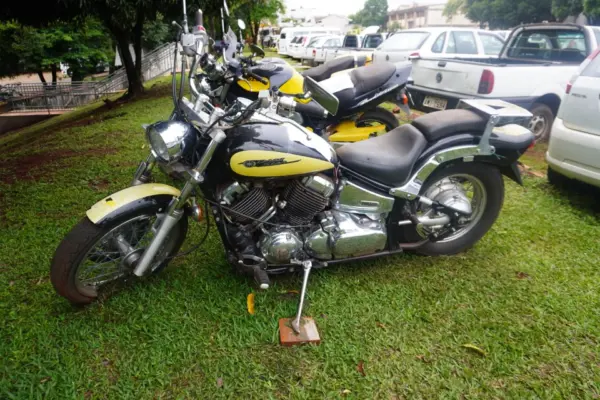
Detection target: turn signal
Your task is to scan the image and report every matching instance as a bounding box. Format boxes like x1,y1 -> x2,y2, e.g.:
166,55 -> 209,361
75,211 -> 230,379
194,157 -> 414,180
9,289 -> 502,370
190,204 -> 203,222
401,94 -> 409,105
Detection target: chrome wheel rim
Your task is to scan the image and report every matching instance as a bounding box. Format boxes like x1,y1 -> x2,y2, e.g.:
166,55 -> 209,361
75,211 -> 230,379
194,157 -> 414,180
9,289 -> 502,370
528,114 -> 547,139
75,214 -> 170,297
420,174 -> 487,242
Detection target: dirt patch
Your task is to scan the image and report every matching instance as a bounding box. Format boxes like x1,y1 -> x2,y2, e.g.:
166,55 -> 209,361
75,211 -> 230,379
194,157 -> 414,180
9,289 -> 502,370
0,147 -> 117,184
88,178 -> 110,191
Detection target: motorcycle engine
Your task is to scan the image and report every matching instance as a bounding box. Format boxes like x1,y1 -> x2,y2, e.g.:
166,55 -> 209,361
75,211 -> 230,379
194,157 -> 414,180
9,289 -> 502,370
220,176 -> 392,265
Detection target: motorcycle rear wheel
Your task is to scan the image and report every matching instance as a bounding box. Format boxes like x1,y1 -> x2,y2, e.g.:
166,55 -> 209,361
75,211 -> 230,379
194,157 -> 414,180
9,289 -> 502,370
356,106 -> 399,134
409,163 -> 504,256
51,203 -> 188,305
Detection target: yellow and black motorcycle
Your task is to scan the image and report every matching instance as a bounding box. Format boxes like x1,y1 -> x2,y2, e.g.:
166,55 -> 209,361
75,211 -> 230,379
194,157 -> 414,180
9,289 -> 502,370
199,37 -> 410,143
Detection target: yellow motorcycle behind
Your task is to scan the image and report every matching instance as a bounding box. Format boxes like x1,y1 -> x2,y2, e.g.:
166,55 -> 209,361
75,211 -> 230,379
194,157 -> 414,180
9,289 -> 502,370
202,45 -> 411,144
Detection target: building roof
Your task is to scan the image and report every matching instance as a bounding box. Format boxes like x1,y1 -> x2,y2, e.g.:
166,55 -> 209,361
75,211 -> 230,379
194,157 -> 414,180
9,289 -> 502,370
387,3 -> 445,15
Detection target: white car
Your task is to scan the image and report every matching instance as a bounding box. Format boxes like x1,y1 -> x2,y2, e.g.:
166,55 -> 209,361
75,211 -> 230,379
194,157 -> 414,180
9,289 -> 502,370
302,36 -> 342,65
546,48 -> 600,187
373,27 -> 505,63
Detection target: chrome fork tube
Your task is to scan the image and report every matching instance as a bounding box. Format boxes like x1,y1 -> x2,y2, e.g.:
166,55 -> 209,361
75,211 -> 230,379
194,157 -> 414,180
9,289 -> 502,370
132,130 -> 226,277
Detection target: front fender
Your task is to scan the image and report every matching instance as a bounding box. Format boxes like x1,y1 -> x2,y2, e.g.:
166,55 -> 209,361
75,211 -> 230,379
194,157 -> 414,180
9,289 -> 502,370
86,184 -> 181,225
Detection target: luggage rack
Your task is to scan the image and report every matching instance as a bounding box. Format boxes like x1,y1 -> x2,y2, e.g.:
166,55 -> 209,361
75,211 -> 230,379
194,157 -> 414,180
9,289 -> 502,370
458,99 -> 533,154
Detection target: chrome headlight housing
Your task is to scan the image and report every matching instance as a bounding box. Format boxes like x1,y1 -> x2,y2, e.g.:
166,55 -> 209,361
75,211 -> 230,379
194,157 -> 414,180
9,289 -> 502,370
146,121 -> 197,164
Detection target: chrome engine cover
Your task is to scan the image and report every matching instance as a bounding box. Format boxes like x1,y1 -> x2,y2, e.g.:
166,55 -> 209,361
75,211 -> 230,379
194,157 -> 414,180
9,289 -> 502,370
306,210 -> 387,260
335,180 -> 395,215
259,229 -> 304,264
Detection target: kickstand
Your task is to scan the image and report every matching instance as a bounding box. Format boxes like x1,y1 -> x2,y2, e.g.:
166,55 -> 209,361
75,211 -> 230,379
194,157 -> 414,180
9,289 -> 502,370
291,260 -> 312,334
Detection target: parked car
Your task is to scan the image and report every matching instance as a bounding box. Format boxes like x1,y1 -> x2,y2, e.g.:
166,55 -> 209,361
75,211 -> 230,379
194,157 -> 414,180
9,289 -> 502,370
373,27 -> 504,64
302,35 -> 342,66
546,48 -> 600,187
278,27 -> 298,56
408,23 -> 600,140
285,27 -> 343,59
322,31 -> 384,63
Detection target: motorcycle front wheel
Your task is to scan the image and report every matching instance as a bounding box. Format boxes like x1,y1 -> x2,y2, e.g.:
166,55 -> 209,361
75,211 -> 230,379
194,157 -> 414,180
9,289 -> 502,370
51,202 -> 188,305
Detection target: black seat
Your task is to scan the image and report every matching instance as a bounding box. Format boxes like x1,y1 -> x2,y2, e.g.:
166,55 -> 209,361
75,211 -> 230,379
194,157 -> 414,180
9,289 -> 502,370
411,109 -> 487,142
336,124 -> 427,187
302,56 -> 367,82
349,63 -> 396,96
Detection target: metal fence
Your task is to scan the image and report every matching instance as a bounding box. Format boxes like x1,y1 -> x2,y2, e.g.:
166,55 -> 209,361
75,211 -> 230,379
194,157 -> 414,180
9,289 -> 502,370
1,42 -> 176,114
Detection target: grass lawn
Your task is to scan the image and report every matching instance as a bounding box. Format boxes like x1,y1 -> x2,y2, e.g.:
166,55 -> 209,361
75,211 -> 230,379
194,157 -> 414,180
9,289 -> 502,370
2,77 -> 600,399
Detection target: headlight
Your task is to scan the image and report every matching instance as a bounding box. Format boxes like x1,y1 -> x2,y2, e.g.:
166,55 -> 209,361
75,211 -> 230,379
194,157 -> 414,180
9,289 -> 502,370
146,121 -> 196,164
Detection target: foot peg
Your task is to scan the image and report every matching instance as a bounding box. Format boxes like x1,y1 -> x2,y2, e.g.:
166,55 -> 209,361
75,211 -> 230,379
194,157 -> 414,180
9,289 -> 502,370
253,267 -> 270,290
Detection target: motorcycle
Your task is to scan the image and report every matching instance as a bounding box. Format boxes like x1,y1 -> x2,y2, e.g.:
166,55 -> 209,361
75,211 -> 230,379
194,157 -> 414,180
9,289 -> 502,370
50,2 -> 535,335
198,19 -> 410,144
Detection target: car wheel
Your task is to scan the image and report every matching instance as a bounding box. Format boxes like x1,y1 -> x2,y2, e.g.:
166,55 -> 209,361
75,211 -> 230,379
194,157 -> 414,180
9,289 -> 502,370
529,103 -> 555,142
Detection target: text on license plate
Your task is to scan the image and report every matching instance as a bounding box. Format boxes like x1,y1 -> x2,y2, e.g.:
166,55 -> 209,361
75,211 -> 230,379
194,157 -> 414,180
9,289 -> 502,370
423,96 -> 448,110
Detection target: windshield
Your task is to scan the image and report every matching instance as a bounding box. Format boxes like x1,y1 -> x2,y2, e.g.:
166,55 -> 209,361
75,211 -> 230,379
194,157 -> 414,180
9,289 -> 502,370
378,32 -> 430,51
308,37 -> 328,47
506,29 -> 587,63
223,28 -> 238,63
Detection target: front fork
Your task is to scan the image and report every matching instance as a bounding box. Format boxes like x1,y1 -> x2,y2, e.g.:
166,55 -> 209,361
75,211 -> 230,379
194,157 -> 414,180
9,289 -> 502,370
131,154 -> 156,187
132,130 -> 226,277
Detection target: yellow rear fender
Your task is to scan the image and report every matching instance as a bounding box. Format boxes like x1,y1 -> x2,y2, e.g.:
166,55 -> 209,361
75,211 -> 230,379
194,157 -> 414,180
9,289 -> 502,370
86,184 -> 181,225
328,119 -> 387,142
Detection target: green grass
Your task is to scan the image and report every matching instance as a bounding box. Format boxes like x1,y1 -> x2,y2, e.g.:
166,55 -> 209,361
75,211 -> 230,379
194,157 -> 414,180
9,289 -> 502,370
2,78 -> 600,399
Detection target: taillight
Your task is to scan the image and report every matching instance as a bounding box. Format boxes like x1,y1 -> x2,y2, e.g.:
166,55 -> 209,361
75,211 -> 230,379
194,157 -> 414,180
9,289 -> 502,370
409,52 -> 420,59
478,69 -> 494,94
566,82 -> 573,94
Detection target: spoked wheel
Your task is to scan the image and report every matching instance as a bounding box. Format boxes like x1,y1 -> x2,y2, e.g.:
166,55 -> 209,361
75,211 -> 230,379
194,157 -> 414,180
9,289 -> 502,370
408,163 -> 504,256
51,203 -> 188,305
356,106 -> 399,137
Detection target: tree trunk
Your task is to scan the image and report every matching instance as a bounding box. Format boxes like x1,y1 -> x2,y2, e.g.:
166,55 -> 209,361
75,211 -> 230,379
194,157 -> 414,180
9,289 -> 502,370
37,70 -> 47,84
132,7 -> 145,95
115,31 -> 144,98
51,64 -> 58,86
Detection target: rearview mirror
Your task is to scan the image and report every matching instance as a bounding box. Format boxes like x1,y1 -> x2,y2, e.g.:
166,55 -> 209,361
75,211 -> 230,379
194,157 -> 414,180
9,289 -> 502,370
303,76 -> 339,116
238,19 -> 246,30
249,44 -> 265,58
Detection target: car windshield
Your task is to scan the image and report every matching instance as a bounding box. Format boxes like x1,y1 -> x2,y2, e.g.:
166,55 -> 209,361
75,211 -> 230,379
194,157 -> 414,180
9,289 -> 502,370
308,37 -> 328,47
506,29 -> 587,63
378,31 -> 430,51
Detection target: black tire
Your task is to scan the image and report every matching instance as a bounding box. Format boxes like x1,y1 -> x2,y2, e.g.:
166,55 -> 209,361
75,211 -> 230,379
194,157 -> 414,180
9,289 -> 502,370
529,103 -> 555,142
356,106 -> 399,134
51,203 -> 188,305
415,163 -> 505,256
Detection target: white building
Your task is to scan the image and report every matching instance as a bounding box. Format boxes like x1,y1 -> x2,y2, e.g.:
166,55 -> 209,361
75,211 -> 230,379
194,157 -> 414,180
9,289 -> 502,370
316,15 -> 351,33
387,3 -> 477,29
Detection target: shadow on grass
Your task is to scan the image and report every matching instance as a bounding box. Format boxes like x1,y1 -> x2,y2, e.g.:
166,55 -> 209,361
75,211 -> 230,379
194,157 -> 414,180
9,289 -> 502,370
545,176 -> 600,219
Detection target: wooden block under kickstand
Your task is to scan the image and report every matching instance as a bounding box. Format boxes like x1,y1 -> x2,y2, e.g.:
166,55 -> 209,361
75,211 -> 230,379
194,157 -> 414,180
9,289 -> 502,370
279,317 -> 321,346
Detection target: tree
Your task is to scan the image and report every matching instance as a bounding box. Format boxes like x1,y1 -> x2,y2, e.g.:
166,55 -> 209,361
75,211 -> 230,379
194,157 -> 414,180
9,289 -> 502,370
388,21 -> 401,32
552,0 -> 584,20
352,0 -> 388,27
447,0 -> 555,29
0,19 -> 113,84
232,0 -> 285,43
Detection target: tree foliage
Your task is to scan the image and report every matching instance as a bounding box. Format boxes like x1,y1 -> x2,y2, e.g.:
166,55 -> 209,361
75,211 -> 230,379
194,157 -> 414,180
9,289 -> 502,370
0,19 -> 113,83
351,0 -> 389,27
231,0 -> 285,43
446,0 -> 600,28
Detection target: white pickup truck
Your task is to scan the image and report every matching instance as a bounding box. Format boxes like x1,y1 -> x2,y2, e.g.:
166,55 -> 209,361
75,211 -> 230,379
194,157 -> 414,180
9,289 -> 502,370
322,32 -> 385,63
408,23 -> 600,140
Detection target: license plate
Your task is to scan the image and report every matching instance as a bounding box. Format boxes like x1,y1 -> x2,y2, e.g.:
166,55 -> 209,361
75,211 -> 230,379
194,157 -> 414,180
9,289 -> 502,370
423,96 -> 447,110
